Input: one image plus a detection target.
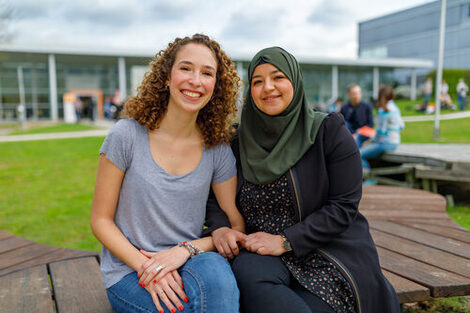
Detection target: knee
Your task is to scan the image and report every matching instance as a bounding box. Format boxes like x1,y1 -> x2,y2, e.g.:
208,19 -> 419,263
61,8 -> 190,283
183,252 -> 238,295
232,251 -> 288,288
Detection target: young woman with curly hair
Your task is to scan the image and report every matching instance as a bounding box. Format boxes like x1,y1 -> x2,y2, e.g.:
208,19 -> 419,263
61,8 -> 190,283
91,34 -> 244,313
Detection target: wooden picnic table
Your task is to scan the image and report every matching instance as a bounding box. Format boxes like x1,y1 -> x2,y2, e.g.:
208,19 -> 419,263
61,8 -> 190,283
0,185 -> 469,312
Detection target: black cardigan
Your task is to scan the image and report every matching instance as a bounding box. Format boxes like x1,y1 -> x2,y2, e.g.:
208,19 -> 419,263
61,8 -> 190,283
204,112 -> 400,313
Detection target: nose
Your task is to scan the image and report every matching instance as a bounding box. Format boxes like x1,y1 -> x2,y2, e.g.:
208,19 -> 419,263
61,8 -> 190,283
188,72 -> 202,87
264,78 -> 275,91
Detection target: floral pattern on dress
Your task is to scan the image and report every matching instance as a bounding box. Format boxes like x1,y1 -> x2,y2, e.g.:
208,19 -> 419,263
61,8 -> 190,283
239,175 -> 356,313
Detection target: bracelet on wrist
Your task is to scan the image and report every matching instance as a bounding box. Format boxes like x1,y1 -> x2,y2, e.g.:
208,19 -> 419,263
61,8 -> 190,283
178,241 -> 204,258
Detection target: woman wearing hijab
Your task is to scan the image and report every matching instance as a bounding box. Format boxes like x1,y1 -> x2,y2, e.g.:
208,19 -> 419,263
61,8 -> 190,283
207,47 -> 400,313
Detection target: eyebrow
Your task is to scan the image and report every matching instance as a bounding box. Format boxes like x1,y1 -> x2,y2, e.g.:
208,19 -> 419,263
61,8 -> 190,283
252,70 -> 282,79
177,60 -> 216,72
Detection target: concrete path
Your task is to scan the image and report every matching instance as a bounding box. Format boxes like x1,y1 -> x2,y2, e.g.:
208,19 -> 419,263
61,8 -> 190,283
0,129 -> 109,142
391,143 -> 470,164
403,110 -> 470,122
1,110 -> 469,142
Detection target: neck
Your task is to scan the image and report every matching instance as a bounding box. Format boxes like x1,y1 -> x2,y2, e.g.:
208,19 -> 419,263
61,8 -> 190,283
156,103 -> 200,139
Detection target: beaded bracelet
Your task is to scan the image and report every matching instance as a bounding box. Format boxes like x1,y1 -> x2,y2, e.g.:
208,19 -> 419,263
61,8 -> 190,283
178,241 -> 204,258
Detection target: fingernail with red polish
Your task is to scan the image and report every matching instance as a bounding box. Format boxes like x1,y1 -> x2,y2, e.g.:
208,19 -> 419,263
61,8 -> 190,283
159,310 -> 163,313
183,297 -> 188,303
153,279 -> 157,283
142,283 -> 145,287
171,309 -> 176,313
182,284 -> 184,289
138,283 -> 141,286
179,305 -> 184,311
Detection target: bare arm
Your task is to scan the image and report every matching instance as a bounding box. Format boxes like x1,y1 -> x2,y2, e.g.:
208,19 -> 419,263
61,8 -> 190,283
211,175 -> 245,233
211,175 -> 247,258
90,154 -> 148,271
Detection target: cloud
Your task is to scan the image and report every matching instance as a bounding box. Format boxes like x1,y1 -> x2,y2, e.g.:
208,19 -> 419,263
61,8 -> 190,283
6,0 -> 436,59
307,0 -> 350,27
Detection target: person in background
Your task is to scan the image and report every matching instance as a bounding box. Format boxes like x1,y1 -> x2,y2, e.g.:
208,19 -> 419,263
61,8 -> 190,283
457,78 -> 468,111
360,85 -> 404,172
90,34 -> 244,313
340,84 -> 374,147
422,77 -> 433,112
74,97 -> 83,124
439,80 -> 455,110
103,96 -> 113,119
327,96 -> 344,113
207,47 -> 400,313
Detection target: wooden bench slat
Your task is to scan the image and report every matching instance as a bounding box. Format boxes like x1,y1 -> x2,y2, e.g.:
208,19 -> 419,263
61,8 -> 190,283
389,218 -> 466,230
49,257 -> 113,313
360,202 -> 445,211
0,236 -> 34,254
0,265 -> 55,313
371,229 -> 470,278
0,244 -> 60,271
395,221 -> 470,244
362,211 -> 449,220
377,247 -> 470,297
370,220 -> 470,259
0,231 -> 14,241
382,270 -> 430,303
0,248 -> 98,277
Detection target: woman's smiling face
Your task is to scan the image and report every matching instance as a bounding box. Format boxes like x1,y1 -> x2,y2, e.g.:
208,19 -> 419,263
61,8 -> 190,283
250,63 -> 294,116
167,43 -> 217,114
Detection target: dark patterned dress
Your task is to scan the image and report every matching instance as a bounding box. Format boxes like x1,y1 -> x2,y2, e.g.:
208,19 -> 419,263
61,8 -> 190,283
239,175 -> 356,313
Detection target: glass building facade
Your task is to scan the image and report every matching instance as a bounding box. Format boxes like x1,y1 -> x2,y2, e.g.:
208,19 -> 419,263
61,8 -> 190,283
359,0 -> 470,73
0,48 -> 432,122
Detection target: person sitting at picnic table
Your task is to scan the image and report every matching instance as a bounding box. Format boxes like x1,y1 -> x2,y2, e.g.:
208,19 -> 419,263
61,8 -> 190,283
90,34 -> 244,313
207,47 -> 400,313
360,85 -> 404,173
340,84 -> 374,147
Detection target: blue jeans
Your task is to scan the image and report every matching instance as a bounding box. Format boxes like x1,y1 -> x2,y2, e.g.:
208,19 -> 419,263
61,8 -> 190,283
457,94 -> 467,111
107,252 -> 239,313
360,142 -> 398,170
355,134 -> 369,148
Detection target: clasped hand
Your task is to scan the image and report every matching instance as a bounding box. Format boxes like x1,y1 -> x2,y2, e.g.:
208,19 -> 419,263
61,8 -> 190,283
138,246 -> 190,313
212,227 -> 287,258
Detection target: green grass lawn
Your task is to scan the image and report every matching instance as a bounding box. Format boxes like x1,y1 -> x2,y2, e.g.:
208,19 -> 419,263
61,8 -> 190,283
0,137 -> 103,252
9,123 -> 97,135
401,117 -> 470,143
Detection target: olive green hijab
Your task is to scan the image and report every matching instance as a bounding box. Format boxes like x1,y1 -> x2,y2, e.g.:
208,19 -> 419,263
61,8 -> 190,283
239,47 -> 327,184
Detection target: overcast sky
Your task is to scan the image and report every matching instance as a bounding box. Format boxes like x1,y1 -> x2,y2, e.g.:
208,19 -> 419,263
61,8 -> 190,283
4,0 -> 435,59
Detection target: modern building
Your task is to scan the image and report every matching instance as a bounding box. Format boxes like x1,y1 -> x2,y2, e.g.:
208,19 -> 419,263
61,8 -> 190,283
359,0 -> 470,72
0,45 -> 432,122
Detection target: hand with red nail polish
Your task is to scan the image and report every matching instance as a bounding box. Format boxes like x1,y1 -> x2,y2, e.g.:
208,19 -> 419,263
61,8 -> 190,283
143,270 -> 187,313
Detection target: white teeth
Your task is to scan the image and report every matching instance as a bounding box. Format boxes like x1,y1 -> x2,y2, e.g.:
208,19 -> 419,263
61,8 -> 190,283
182,90 -> 201,98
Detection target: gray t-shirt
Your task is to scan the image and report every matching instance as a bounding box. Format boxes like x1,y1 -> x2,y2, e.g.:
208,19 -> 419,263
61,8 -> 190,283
99,119 -> 236,288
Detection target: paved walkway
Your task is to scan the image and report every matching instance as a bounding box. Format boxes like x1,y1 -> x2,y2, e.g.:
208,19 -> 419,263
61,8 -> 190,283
0,129 -> 109,142
1,110 -> 469,143
403,110 -> 470,122
0,120 -> 113,142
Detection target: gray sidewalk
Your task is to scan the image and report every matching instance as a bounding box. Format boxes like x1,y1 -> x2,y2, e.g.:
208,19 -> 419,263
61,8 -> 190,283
403,110 -> 470,122
0,120 -> 113,142
0,129 -> 109,142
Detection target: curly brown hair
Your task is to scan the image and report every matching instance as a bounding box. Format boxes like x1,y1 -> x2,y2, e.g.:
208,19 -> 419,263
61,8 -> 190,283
124,34 -> 240,147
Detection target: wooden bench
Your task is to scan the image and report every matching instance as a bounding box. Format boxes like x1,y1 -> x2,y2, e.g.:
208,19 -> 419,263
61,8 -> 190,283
368,144 -> 470,192
0,186 -> 469,312
360,185 -> 470,303
0,232 -> 112,313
